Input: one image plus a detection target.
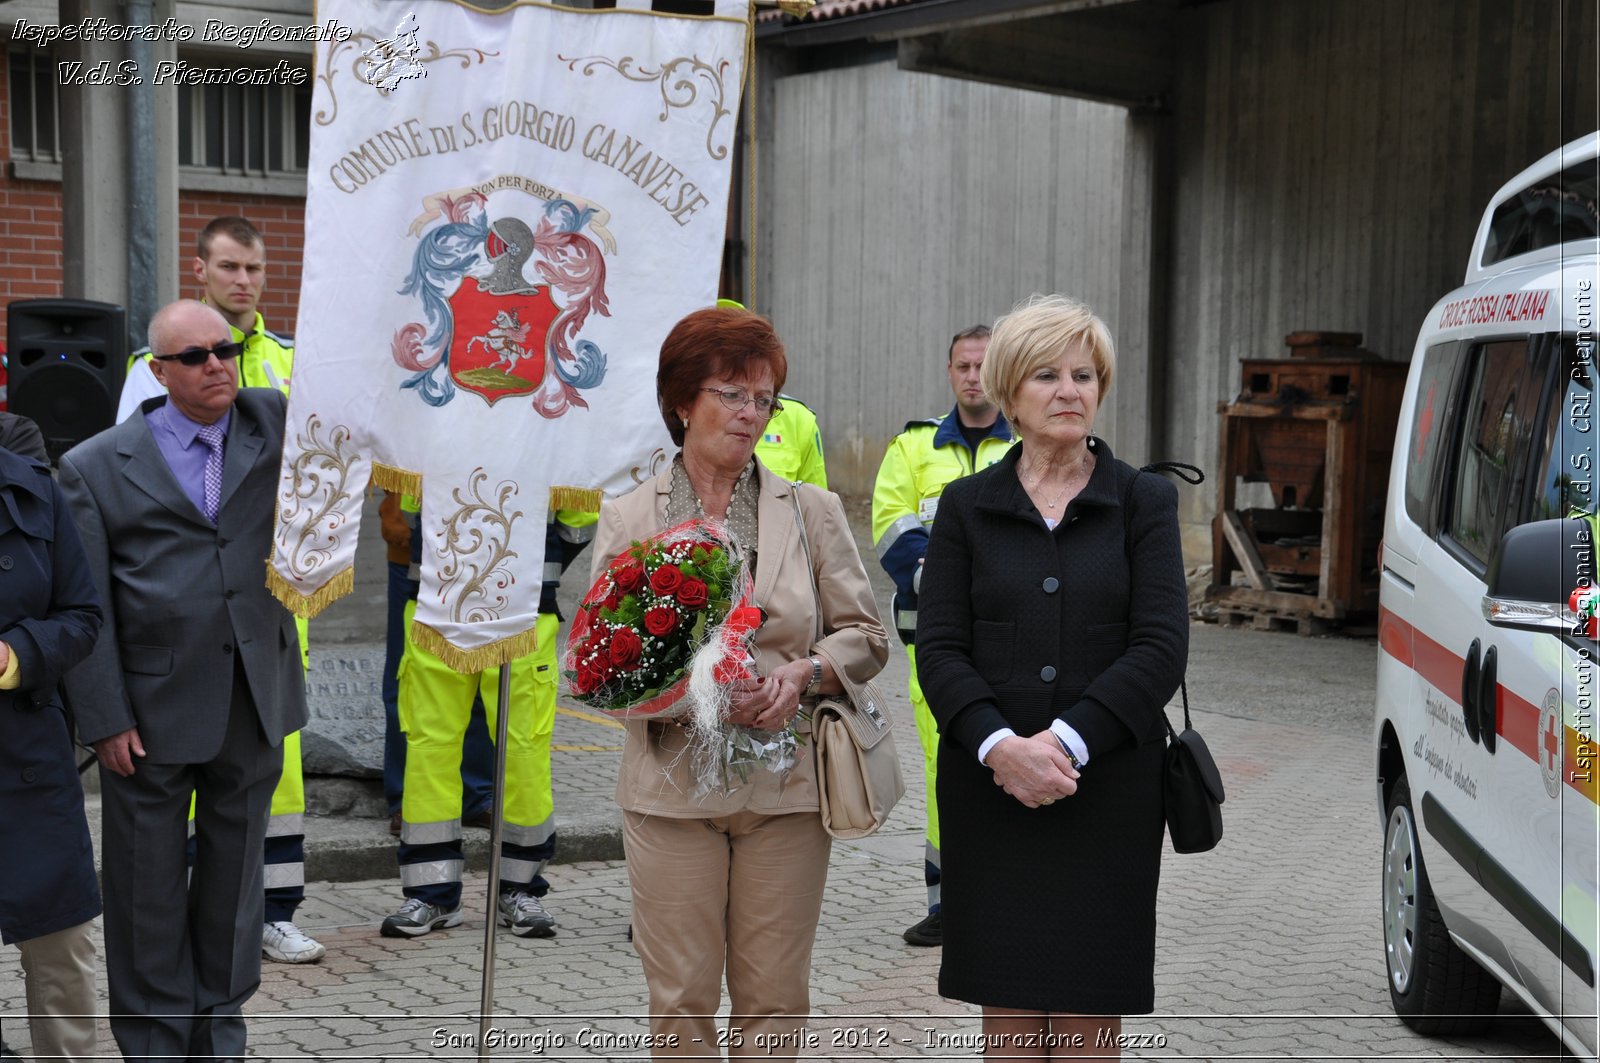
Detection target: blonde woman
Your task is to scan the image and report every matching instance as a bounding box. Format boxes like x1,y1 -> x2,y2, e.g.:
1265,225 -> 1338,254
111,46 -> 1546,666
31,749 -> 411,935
915,294 -> 1188,1057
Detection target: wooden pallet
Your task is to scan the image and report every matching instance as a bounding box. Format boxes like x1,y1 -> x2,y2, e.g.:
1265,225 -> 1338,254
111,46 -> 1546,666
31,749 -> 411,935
1217,608 -> 1331,637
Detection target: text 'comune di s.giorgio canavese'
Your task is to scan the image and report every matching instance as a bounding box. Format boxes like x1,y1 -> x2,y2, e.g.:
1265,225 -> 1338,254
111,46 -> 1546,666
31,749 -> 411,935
327,108 -> 713,228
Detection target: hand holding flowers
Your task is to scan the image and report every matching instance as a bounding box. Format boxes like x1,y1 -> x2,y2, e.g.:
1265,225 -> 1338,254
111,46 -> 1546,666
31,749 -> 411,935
564,519 -> 804,796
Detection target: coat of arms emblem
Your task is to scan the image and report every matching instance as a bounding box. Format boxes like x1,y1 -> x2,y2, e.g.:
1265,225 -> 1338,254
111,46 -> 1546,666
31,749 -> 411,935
391,192 -> 610,415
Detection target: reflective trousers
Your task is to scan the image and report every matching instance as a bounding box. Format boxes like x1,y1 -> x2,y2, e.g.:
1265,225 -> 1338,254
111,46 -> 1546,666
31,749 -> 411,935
396,609 -> 558,908
906,645 -> 941,912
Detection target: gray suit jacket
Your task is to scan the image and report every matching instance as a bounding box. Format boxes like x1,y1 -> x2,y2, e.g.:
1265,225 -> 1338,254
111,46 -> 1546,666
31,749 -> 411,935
58,388 -> 307,761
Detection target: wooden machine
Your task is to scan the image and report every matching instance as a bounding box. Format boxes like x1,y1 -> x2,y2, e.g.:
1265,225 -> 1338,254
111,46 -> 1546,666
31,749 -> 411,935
1207,331 -> 1407,634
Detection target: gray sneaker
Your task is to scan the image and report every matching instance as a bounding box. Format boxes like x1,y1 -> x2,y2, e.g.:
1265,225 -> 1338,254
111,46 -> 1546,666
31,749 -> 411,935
380,897 -> 463,938
497,889 -> 556,938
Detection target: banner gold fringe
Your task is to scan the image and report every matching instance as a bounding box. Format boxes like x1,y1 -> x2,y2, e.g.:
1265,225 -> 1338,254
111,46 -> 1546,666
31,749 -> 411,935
371,462 -> 422,496
549,485 -> 602,512
266,564 -> 355,619
410,620 -> 540,674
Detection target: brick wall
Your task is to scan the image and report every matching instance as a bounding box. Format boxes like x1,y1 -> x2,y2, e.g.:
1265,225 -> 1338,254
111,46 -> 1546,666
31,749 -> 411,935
0,75 -> 307,355
0,63 -> 65,355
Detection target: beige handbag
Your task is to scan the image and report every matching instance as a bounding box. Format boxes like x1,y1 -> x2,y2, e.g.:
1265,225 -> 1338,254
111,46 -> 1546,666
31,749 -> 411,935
813,678 -> 904,839
789,486 -> 905,839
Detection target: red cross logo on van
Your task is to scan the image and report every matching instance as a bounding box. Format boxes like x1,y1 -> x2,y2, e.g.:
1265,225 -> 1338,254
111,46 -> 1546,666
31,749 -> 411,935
1539,689 -> 1563,798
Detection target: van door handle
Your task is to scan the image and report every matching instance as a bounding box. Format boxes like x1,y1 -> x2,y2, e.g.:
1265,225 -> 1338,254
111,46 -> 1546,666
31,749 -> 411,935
1462,638 -> 1482,744
1479,645 -> 1498,754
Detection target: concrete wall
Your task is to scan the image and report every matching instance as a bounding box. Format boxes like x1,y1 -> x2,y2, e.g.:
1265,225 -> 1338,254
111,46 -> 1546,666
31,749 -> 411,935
763,60 -> 1134,496
1165,0 -> 1599,555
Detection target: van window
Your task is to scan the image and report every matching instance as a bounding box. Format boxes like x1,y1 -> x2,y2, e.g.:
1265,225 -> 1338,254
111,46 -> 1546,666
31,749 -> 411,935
1482,156 -> 1600,267
1405,342 -> 1463,531
1532,338 -> 1596,520
1444,340 -> 1546,568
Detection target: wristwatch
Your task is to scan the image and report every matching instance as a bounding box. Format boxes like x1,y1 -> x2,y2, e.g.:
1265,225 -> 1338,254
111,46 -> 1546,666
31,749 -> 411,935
805,655 -> 824,695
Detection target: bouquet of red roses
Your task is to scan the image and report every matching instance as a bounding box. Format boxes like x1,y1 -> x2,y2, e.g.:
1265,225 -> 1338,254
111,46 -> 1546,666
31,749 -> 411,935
565,519 -> 760,717
564,519 -> 802,796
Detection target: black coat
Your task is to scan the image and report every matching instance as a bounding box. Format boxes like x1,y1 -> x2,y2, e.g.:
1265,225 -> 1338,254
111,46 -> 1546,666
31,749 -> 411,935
915,437 -> 1188,1013
0,411 -> 47,464
0,444 -> 104,943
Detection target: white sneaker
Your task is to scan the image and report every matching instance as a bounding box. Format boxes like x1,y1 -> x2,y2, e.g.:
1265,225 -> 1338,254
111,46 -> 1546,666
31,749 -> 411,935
263,920 -> 326,963
497,889 -> 556,938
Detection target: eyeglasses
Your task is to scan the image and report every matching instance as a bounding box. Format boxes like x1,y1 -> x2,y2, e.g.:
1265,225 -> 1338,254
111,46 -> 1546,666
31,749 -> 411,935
151,341 -> 243,367
700,387 -> 783,416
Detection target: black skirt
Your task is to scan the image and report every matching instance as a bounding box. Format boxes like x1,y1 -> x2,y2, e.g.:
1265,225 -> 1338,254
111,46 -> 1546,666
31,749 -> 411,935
936,726 -> 1164,1015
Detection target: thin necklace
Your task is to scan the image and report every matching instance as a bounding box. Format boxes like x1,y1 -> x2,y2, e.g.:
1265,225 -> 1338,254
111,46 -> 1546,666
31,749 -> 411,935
1023,455 -> 1092,511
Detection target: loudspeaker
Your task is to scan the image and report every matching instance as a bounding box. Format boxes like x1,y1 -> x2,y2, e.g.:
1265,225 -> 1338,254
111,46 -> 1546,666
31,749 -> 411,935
7,299 -> 127,463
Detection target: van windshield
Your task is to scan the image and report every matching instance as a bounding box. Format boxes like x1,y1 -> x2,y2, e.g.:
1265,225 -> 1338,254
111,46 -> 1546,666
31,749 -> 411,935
1483,157 -> 1599,268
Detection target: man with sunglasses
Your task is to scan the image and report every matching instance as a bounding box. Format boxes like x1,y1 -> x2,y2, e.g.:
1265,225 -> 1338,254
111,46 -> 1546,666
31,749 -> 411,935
60,300 -> 307,1062
112,216 -> 323,967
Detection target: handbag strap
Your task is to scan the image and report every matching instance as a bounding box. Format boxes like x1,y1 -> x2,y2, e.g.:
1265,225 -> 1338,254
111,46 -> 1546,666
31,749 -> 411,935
787,484 -> 825,646
785,484 -> 890,731
1121,461 -> 1204,739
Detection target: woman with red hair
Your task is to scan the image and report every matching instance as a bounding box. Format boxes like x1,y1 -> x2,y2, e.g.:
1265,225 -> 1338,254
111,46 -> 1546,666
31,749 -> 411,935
592,305 -> 887,1060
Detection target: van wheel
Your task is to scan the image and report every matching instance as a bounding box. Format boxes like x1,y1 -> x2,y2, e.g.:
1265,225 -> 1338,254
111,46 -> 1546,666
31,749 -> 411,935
1383,777 -> 1501,1033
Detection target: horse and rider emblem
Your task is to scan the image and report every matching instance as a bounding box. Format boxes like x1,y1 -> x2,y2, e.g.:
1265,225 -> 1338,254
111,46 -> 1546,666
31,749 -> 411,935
391,192 -> 611,415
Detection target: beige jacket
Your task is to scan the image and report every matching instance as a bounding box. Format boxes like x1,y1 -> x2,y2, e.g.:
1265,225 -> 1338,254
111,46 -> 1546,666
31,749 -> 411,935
592,460 -> 889,817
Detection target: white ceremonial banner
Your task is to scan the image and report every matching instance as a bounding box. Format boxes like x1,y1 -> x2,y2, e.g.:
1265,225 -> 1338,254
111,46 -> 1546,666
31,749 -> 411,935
271,0 -> 750,669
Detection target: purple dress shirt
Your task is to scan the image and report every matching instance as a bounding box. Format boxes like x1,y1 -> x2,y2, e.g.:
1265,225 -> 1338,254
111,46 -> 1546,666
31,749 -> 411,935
145,402 -> 231,523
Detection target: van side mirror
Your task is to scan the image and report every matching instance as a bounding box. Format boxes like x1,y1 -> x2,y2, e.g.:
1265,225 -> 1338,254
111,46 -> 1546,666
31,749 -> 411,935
1482,515 -> 1597,637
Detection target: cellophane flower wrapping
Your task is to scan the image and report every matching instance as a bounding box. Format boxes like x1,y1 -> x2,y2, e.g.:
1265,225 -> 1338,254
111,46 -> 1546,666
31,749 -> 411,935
564,518 -> 801,796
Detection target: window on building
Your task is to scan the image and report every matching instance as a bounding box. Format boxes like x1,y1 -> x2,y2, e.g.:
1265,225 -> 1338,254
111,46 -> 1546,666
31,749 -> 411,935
7,48 -> 60,163
178,75 -> 312,178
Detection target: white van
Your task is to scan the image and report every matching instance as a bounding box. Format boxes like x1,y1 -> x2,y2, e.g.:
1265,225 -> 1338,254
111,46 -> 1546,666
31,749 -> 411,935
1376,131 -> 1599,1055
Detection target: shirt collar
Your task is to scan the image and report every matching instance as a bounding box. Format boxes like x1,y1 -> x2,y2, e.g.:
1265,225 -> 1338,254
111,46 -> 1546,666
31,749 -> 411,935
159,400 -> 231,449
933,406 -> 1012,449
199,298 -> 263,345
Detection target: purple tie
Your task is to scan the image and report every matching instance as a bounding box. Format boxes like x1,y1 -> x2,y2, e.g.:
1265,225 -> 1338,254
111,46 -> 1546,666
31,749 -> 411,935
197,422 -> 225,523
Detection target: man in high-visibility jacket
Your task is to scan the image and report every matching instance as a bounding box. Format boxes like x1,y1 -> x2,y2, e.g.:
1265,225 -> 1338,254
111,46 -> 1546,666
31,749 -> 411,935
756,394 -> 828,488
871,324 -> 1014,947
712,297 -> 829,489
117,216 -> 295,421
381,508 -> 594,938
112,216 -> 323,965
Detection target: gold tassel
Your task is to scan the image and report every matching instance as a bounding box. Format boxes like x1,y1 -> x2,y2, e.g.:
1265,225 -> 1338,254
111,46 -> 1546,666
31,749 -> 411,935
549,485 -> 602,512
776,0 -> 815,16
265,564 -> 354,619
371,462 -> 422,496
409,620 -> 541,674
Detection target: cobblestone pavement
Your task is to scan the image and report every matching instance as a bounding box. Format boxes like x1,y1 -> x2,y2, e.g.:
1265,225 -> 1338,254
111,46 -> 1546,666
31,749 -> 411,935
0,623 -> 1570,1061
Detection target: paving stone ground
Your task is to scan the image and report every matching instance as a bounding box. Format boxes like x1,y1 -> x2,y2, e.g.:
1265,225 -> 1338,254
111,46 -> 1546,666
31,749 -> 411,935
0,495 -> 1573,1059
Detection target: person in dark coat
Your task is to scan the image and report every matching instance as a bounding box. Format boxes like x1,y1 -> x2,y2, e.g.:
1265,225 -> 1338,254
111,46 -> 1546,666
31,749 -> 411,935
0,410 -> 48,464
915,294 -> 1188,1058
0,414 -> 105,1060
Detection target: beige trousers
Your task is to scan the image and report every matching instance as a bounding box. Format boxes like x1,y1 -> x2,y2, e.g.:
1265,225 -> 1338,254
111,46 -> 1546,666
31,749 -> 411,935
17,919 -> 98,1061
624,809 -> 832,1061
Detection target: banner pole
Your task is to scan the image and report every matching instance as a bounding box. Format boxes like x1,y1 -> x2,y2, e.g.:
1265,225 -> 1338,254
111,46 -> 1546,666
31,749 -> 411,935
477,663 -> 513,1059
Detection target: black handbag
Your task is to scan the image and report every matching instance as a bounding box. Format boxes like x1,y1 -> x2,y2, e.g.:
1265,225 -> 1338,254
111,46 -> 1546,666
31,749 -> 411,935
1162,682 -> 1225,853
1122,461 -> 1224,853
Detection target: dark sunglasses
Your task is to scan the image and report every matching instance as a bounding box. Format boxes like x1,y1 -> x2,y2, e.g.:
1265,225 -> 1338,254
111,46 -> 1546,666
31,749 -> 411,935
151,341 -> 243,367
